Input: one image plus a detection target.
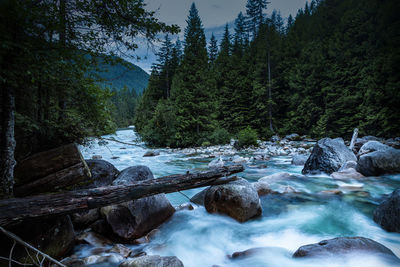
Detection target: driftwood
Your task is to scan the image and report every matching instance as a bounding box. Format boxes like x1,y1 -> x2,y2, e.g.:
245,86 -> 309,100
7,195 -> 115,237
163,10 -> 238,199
14,143 -> 90,186
14,162 -> 90,197
0,165 -> 243,227
349,128 -> 359,151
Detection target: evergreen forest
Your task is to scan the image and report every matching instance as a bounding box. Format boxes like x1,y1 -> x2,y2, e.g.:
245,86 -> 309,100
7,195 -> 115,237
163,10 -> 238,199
135,0 -> 400,148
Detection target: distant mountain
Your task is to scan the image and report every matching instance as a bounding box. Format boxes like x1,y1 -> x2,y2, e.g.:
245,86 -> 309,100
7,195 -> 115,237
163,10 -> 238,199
95,56 -> 150,95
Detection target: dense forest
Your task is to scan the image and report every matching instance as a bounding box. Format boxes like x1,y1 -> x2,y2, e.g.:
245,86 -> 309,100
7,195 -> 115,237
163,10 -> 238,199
0,0 -> 178,198
135,0 -> 400,148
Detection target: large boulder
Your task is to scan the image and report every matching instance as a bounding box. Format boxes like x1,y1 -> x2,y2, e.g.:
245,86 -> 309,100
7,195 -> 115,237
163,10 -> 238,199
100,166 -> 175,241
190,188 -> 208,206
120,255 -> 184,267
85,159 -> 119,187
204,178 -> 262,222
357,141 -> 390,156
357,145 -> 400,176
302,138 -> 356,175
0,216 -> 75,264
373,189 -> 400,232
293,237 -> 399,262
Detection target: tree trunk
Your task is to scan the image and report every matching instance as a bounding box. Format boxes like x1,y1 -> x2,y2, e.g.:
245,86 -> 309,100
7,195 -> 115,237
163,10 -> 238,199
268,50 -> 274,132
0,85 -> 16,199
349,128 -> 359,151
0,165 -> 243,226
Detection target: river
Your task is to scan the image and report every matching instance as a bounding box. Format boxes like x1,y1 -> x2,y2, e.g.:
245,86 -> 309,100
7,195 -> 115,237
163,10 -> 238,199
78,129 -> 400,267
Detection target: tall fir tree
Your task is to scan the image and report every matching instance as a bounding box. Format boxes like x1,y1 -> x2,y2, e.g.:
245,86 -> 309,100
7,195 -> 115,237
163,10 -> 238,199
208,33 -> 218,64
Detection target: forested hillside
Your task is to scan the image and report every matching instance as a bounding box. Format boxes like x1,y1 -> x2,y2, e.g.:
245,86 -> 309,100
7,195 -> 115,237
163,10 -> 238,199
135,0 -> 400,148
95,56 -> 149,94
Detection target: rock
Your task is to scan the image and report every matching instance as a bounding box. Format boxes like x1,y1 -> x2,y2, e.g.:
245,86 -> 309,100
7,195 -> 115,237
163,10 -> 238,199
357,147 -> 400,176
92,155 -> 102,159
120,255 -> 184,267
84,254 -> 124,265
253,182 -> 275,196
190,188 -> 207,206
331,168 -> 364,179
204,178 -> 262,222
358,141 -> 390,156
71,208 -> 101,229
110,244 -> 134,258
0,216 -> 75,264
114,165 -> 154,185
232,155 -> 246,164
291,155 -> 308,166
85,159 -> 119,187
293,237 -> 399,262
143,150 -> 160,157
338,161 -> 358,171
58,257 -> 86,267
230,247 -> 289,260
208,157 -> 224,168
176,203 -> 194,211
318,189 -> 343,195
373,189 -> 400,233
270,135 -> 280,142
76,231 -> 112,247
302,138 -> 357,175
285,133 -> 301,141
101,166 -> 175,241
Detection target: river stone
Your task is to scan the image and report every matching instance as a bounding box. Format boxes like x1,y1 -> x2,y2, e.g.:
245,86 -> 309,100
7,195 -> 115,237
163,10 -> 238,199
357,147 -> 400,176
357,141 -> 390,156
71,208 -> 101,229
190,188 -> 208,206
120,255 -> 184,267
373,189 -> 400,233
204,178 -> 262,222
293,237 -> 399,262
302,138 -> 356,175
143,150 -> 160,157
270,135 -> 280,142
230,247 -> 289,260
285,133 -> 301,141
338,161 -> 358,171
0,216 -> 75,264
101,166 -> 175,241
258,172 -> 298,184
76,231 -> 112,247
330,168 -> 364,180
85,159 -> 119,187
291,155 -> 308,166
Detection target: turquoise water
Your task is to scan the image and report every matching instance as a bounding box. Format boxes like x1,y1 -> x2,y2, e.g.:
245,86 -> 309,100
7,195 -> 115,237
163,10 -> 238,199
80,129 -> 400,267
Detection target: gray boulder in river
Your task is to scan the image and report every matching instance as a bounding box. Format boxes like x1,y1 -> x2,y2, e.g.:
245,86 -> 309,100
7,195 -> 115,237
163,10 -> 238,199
302,138 -> 356,174
100,166 -> 175,241
204,178 -> 262,222
293,236 -> 399,262
373,189 -> 400,233
120,255 -> 184,267
84,159 -> 120,188
356,141 -> 400,176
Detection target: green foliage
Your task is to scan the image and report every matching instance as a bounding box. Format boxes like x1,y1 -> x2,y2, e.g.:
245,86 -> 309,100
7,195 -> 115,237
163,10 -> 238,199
209,128 -> 231,145
0,0 -> 178,158
237,127 -> 259,148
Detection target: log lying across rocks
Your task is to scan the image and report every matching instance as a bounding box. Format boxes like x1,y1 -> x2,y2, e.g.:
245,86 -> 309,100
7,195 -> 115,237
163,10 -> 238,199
0,165 -> 243,227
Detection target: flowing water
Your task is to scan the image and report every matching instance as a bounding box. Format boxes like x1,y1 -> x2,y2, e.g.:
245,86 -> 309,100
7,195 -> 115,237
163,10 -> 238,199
78,129 -> 400,267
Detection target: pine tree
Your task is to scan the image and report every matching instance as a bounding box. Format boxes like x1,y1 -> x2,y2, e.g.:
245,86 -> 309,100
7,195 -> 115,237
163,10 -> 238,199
208,33 -> 218,64
245,0 -> 270,37
170,3 -> 216,146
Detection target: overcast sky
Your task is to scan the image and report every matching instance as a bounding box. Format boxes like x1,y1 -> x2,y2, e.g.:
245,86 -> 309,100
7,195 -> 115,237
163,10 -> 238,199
133,0 -> 308,72
144,0 -> 308,29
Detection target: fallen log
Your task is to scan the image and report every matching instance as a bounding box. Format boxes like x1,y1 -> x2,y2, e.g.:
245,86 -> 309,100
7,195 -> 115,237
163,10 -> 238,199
14,143 -> 90,186
0,165 -> 243,226
349,128 -> 359,151
14,162 -> 91,197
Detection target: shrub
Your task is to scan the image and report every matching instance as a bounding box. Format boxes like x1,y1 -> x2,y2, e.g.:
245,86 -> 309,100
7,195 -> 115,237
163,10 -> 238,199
237,127 -> 258,148
209,128 -> 230,145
